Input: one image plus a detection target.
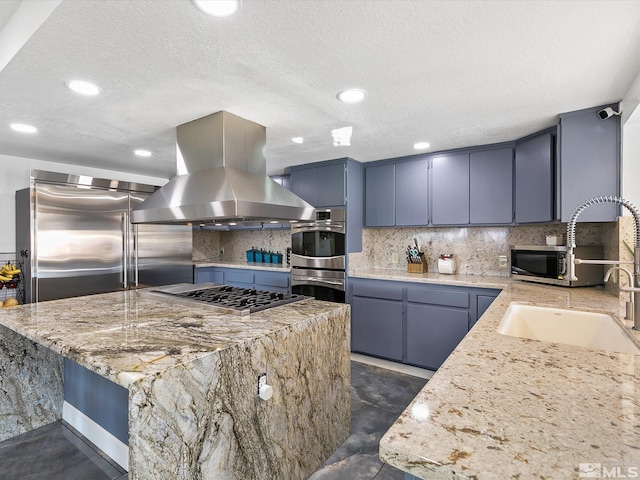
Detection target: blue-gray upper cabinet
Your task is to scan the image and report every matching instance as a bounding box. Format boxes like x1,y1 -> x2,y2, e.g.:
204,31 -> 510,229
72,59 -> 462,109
365,164 -> 395,227
469,148 -> 513,224
290,164 -> 345,207
559,104 -> 620,222
316,163 -> 346,207
395,158 -> 429,226
514,132 -> 555,223
431,153 -> 470,225
289,168 -> 317,206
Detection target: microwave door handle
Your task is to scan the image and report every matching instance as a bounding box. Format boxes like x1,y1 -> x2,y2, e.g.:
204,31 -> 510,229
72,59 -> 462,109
560,256 -> 567,276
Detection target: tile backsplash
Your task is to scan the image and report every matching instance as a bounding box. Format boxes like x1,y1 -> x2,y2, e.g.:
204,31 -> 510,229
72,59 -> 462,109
348,223 -> 613,277
194,222 -> 623,279
193,228 -> 290,262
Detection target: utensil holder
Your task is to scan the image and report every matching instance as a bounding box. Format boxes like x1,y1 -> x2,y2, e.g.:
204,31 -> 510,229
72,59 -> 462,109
407,253 -> 427,273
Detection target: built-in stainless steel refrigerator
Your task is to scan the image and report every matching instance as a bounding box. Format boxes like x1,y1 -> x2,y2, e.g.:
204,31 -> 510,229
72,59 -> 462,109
16,170 -> 193,303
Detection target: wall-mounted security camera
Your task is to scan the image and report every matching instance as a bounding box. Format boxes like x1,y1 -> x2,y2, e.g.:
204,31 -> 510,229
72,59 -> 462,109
598,107 -> 621,120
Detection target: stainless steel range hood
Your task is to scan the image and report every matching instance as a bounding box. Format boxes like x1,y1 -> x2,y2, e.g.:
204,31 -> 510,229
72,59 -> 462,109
130,111 -> 315,225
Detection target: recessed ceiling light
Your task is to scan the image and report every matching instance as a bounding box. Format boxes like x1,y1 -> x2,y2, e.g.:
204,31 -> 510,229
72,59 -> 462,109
66,80 -> 101,96
269,220 -> 279,224
337,89 -> 367,104
134,149 -> 152,157
291,137 -> 304,144
192,0 -> 240,17
10,123 -> 37,133
413,142 -> 430,150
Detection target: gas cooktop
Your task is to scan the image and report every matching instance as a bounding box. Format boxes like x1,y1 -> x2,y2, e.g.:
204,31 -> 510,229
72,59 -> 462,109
141,283 -> 310,316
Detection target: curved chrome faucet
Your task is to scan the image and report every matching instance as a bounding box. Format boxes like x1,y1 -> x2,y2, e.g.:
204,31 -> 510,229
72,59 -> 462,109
566,196 -> 640,330
604,266 -> 634,321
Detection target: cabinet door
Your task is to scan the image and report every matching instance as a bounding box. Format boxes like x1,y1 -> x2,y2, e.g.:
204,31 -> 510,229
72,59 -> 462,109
225,270 -> 254,287
194,267 -> 212,284
515,133 -> 554,223
290,168 -> 317,206
406,304 -> 468,370
395,159 -> 429,226
470,148 -> 513,224
365,164 -> 395,227
560,107 -> 619,222
351,296 -> 403,361
315,164 -> 346,207
477,294 -> 497,320
431,153 -> 470,225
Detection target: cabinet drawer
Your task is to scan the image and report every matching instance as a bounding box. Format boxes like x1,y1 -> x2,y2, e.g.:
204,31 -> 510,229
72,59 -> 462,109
352,281 -> 403,301
406,287 -> 469,308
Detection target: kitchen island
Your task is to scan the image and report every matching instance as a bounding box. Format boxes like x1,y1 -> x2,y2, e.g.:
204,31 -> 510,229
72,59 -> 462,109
380,281 -> 640,480
0,289 -> 350,479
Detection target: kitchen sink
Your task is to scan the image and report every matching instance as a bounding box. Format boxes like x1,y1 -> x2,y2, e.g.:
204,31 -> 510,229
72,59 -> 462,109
497,303 -> 640,355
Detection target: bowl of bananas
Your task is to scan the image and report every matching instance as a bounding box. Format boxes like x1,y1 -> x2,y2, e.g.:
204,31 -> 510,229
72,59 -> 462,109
0,262 -> 21,287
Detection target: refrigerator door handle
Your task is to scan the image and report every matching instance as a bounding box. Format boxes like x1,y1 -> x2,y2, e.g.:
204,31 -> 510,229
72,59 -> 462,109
122,212 -> 128,288
133,224 -> 139,287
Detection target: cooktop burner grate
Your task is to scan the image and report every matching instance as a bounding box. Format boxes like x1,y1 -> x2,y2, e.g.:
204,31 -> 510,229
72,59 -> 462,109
147,284 -> 309,315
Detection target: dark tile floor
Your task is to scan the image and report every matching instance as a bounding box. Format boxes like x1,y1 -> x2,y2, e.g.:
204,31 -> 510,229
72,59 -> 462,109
0,420 -> 127,480
309,360 -> 428,480
0,360 -> 426,480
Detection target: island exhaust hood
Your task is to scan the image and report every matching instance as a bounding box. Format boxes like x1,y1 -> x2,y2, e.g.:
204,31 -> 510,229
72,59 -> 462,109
130,111 -> 315,225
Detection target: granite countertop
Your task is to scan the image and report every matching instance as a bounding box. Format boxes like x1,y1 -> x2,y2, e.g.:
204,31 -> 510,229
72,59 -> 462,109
195,259 -> 291,272
0,290 -> 345,388
379,281 -> 640,479
350,268 -> 511,289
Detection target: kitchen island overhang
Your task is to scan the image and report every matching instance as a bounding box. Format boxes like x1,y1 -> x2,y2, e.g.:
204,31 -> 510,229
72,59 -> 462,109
0,289 -> 351,479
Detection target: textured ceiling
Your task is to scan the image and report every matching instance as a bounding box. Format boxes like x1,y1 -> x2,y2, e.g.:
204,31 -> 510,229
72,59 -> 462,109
1,0 -> 640,179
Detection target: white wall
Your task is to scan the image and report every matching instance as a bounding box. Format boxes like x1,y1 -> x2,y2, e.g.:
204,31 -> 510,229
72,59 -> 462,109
0,154 -> 170,254
622,68 -> 640,213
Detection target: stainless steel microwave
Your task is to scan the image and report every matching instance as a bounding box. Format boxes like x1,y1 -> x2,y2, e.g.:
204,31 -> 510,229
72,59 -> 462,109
510,245 -> 604,287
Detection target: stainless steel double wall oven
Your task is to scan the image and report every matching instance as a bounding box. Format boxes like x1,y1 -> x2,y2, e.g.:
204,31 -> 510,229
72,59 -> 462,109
291,208 -> 346,302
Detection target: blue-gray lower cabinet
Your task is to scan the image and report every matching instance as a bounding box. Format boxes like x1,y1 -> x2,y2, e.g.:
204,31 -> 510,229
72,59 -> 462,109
194,267 -> 290,293
351,297 -> 404,361
350,280 -> 404,360
349,278 -> 500,370
406,304 -> 469,372
194,267 -> 224,284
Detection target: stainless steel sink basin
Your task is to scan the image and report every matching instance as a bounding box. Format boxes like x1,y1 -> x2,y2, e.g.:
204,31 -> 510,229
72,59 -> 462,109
497,303 -> 640,354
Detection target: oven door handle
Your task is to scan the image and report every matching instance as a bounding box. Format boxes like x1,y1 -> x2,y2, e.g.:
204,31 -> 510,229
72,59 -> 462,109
294,277 -> 344,286
292,223 -> 346,234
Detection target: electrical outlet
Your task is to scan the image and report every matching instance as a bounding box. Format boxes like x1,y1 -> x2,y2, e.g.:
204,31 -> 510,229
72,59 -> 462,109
391,252 -> 399,264
498,255 -> 508,268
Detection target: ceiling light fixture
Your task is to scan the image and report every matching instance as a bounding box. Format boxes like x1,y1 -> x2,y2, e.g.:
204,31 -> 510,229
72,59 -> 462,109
291,137 -> 304,144
337,88 -> 367,104
134,149 -> 152,157
66,80 -> 101,96
192,0 -> 240,17
332,126 -> 353,146
10,123 -> 37,133
413,142 -> 430,150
